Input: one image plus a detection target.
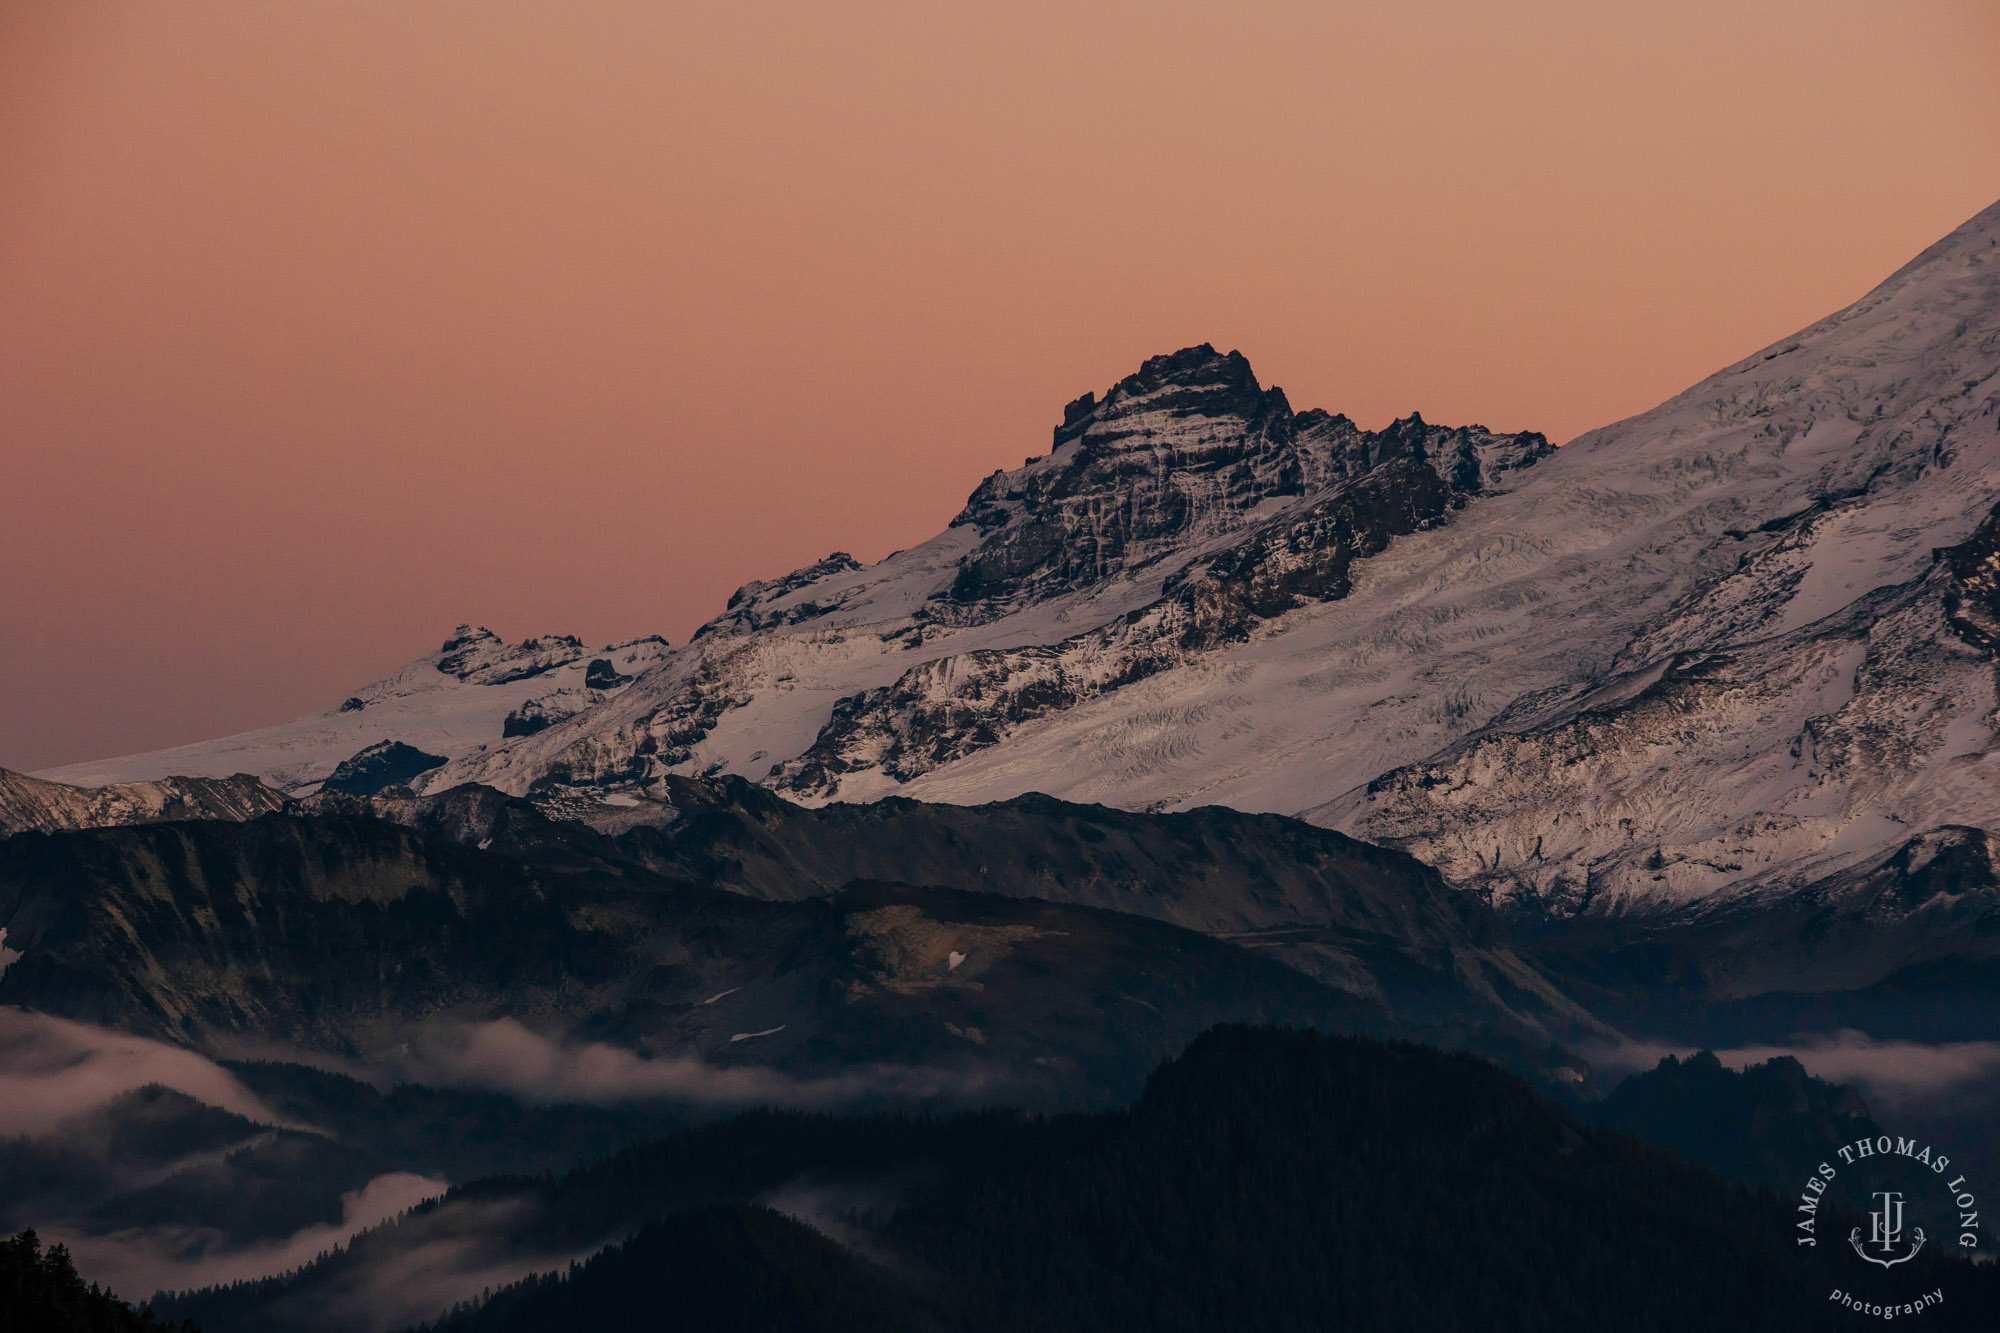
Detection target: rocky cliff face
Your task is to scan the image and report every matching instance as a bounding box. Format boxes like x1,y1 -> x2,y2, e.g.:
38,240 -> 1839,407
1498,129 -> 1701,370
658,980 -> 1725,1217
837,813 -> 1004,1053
770,446 -> 1480,797
929,346 -> 1540,613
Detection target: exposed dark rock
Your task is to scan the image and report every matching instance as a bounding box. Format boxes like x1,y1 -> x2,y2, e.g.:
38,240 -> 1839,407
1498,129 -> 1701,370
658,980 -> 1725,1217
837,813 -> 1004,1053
436,624 -> 502,666
435,626 -> 588,684
317,741 -> 448,796
1164,451 -> 1454,647
503,659 -> 649,740
1941,499 -> 2000,652
584,658 -> 633,690
502,702 -> 558,737
495,345 -> 1549,802
540,651 -> 760,785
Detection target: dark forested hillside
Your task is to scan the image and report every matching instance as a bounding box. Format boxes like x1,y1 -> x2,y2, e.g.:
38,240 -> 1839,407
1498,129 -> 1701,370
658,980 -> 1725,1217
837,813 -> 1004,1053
412,1206 -> 919,1333
883,1027 -> 1971,1332
0,1230 -> 197,1333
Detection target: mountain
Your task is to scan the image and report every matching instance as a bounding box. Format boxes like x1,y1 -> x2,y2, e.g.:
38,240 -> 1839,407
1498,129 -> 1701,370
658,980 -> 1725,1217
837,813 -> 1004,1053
31,349 -> 1551,812
1343,205 -> 2000,915
39,199 -> 2000,924
0,768 -> 287,838
421,345 -> 1556,812
34,630 -> 673,796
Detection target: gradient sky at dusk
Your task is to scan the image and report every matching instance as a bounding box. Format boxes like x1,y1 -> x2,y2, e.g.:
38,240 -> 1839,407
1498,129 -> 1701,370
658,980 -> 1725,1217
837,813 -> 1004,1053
4,1 -> 1998,772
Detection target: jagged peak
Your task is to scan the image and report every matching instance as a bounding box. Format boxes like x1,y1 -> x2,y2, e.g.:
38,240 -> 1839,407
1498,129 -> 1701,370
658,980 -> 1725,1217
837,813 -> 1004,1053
440,624 -> 500,652
1051,344 -> 1288,450
1113,343 -> 1258,396
928,345 -> 1555,609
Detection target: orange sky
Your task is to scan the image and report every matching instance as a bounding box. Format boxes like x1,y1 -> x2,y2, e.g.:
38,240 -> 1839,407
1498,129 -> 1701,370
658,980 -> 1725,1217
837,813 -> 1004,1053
3,1 -> 1998,772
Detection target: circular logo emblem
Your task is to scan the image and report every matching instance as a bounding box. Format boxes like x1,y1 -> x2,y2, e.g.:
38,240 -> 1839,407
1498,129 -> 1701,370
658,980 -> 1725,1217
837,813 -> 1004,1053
1795,1133 -> 1982,1319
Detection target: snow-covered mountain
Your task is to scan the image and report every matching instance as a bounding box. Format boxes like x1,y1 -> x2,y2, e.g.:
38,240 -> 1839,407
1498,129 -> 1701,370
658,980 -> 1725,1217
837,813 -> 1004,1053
1329,200 -> 2000,914
47,198 -> 2000,919
427,345 -> 1553,807
37,628 -> 671,795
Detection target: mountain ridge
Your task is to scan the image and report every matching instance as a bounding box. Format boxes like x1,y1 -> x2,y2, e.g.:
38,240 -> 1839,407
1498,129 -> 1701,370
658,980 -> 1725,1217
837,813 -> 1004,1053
0,767 -> 289,839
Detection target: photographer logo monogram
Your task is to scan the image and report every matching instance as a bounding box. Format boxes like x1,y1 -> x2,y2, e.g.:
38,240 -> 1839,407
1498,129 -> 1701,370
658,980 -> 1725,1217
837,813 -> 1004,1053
1797,1133 -> 1982,1320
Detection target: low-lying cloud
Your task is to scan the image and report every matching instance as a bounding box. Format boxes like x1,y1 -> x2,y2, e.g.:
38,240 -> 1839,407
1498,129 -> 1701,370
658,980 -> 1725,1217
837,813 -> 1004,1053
1719,1032 -> 2000,1110
0,1005 -> 1003,1131
0,1008 -> 1003,1326
376,1016 -> 1005,1110
289,1196 -> 589,1333
113,1191 -> 597,1332
0,1006 -> 284,1137
1586,1030 -> 2000,1110
48,1171 -> 447,1306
